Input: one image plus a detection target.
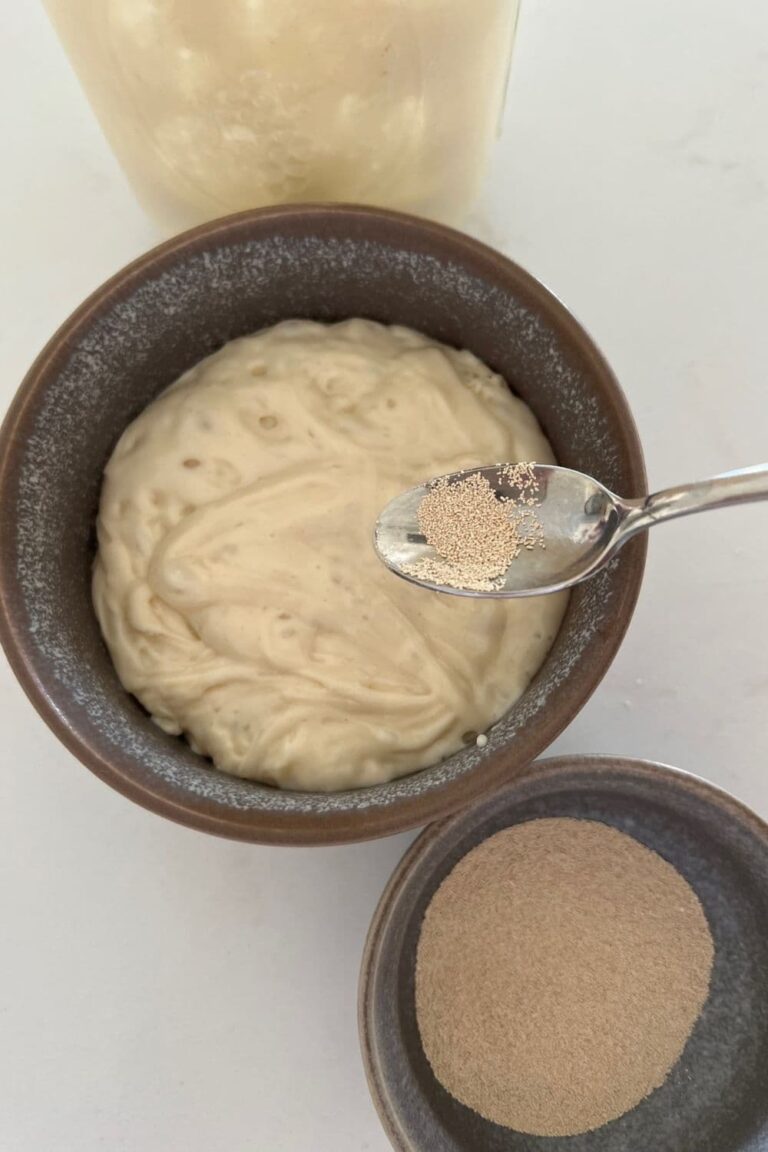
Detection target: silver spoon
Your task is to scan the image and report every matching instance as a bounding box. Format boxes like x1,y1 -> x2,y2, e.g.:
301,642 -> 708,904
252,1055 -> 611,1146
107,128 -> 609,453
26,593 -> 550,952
375,463 -> 768,598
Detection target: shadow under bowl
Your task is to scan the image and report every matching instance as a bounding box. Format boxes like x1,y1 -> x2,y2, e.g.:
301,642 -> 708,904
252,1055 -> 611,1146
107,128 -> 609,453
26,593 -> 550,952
0,205 -> 646,844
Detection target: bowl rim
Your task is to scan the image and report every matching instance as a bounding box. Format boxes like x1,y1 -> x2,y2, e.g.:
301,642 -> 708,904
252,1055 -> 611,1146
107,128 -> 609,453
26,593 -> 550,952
0,204 -> 647,844
358,752 -> 768,1152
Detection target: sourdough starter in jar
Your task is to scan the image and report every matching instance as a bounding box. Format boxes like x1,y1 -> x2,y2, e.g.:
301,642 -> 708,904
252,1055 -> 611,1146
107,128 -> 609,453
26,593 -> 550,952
43,0 -> 520,232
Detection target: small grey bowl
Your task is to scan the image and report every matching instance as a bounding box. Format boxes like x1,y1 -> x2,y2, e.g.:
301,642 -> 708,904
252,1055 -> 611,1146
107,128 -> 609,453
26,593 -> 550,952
0,206 -> 646,844
360,755 -> 768,1152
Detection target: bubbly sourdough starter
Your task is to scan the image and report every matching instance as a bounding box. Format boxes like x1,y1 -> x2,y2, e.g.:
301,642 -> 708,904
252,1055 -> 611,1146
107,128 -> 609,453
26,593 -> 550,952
93,320 -> 567,791
44,0 -> 519,231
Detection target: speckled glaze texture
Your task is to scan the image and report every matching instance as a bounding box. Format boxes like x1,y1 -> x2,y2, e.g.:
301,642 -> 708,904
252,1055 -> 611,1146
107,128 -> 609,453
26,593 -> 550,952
0,206 -> 646,843
360,755 -> 768,1152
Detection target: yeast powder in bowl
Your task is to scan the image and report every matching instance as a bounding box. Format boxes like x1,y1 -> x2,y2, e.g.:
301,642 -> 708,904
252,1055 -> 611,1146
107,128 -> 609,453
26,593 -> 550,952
415,817 -> 713,1137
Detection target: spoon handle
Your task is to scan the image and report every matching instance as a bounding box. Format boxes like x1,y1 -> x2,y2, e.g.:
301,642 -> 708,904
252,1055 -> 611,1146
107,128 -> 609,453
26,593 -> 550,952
620,464 -> 768,541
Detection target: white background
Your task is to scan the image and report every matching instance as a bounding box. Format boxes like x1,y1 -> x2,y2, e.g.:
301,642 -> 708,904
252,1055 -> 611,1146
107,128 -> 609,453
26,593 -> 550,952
1,2 -> 767,1149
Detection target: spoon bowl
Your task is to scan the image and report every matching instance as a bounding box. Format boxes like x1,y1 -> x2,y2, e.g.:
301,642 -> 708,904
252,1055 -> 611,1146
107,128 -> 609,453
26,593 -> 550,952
376,462 -> 768,597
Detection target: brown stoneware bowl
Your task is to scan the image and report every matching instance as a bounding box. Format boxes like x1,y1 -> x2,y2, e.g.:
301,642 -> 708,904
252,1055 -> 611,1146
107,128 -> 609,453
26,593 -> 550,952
359,755 -> 768,1151
0,206 -> 646,844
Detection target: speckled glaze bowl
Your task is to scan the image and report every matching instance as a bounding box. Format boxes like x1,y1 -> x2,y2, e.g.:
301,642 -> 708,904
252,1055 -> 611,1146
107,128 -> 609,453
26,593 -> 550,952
0,206 -> 646,844
360,755 -> 768,1151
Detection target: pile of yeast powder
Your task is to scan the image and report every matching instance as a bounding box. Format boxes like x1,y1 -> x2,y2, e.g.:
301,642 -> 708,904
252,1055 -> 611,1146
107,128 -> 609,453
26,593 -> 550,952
415,817 -> 714,1137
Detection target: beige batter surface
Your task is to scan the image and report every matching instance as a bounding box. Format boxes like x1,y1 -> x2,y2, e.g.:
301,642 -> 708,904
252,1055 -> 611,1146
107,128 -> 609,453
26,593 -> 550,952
93,320 -> 567,791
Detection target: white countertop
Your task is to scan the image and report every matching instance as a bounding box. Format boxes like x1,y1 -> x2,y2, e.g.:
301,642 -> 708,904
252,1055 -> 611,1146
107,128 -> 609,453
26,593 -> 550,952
2,2 -> 767,1149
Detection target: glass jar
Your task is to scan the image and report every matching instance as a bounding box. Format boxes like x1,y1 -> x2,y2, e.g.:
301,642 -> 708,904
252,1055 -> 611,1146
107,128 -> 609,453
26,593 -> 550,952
43,0 -> 520,234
